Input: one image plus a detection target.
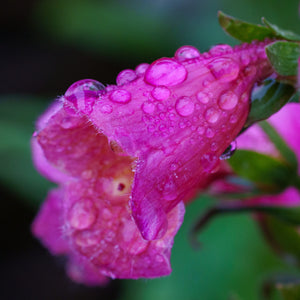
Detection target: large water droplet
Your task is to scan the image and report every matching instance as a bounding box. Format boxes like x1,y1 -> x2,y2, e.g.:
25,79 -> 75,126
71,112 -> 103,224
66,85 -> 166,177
218,91 -> 238,110
151,86 -> 170,101
175,96 -> 194,116
145,58 -> 187,87
116,69 -> 137,85
205,107 -> 220,123
65,79 -> 105,97
64,79 -> 105,115
135,63 -> 149,75
208,58 -> 240,83
196,91 -> 211,104
142,101 -> 155,114
220,141 -> 237,160
175,46 -> 200,61
109,89 -> 131,104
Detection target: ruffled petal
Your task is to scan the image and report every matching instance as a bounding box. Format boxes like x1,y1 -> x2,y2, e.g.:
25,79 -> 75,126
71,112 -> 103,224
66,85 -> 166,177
32,188 -> 69,255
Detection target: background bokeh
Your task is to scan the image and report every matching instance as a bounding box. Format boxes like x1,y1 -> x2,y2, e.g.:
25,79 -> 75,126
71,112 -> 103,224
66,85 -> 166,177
1,0 -> 299,299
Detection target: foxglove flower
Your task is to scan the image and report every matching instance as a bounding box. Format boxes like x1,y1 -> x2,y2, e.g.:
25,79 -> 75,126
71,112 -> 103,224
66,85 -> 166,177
32,41 -> 273,283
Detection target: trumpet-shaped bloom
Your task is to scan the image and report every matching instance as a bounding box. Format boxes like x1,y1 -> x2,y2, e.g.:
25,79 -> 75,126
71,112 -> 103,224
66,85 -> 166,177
32,41 -> 273,283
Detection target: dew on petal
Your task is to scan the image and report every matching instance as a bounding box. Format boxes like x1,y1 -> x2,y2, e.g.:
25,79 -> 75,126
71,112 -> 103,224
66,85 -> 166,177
220,140 -> 237,160
144,58 -> 187,87
208,58 -> 240,83
175,46 -> 200,61
100,104 -> 113,114
204,107 -> 220,123
142,101 -> 156,114
116,69 -> 137,86
109,89 -> 131,104
175,96 -> 194,117
196,91 -> 211,104
65,79 -> 105,97
205,127 -> 215,138
68,200 -> 97,230
151,86 -> 170,101
229,115 -> 238,124
209,44 -> 233,55
135,63 -> 150,76
218,91 -> 238,110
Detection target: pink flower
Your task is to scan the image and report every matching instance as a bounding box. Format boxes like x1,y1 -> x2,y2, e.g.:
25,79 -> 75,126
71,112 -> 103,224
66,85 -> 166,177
32,42 -> 273,283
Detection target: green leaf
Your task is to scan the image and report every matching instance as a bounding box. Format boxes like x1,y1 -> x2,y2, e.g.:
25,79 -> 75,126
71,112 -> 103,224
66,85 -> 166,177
245,78 -> 295,128
266,41 -> 300,76
264,215 -> 300,266
228,150 -> 295,190
259,121 -> 298,168
218,11 -> 276,43
262,18 -> 300,42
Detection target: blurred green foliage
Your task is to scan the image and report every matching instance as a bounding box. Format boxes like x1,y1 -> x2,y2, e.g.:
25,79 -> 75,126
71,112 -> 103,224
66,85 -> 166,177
2,0 -> 300,299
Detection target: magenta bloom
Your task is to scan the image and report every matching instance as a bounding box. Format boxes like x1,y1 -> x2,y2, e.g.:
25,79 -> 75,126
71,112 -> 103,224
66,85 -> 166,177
32,42 -> 273,283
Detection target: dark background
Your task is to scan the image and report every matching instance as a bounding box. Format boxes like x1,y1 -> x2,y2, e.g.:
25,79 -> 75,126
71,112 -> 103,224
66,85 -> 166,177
1,1 -> 300,299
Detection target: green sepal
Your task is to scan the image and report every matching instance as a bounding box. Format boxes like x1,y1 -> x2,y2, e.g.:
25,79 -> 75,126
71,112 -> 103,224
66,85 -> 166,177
218,11 -> 275,43
266,41 -> 300,76
262,18 -> 300,42
245,78 -> 295,128
228,150 -> 295,191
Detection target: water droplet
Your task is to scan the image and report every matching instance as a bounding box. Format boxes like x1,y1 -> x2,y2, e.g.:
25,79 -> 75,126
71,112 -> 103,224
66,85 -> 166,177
175,46 -> 200,61
197,126 -> 205,135
159,112 -> 166,120
145,58 -> 187,87
220,141 -> 237,160
100,104 -> 113,114
170,163 -> 178,171
211,142 -> 218,152
169,113 -> 176,120
208,58 -> 240,83
151,86 -> 170,101
202,80 -> 211,87
175,96 -> 194,116
68,199 -> 97,230
159,124 -> 167,132
109,89 -> 131,104
205,127 -> 215,138
196,91 -> 210,104
240,54 -> 250,66
200,153 -> 218,173
116,69 -> 137,85
65,79 -> 105,97
157,103 -> 165,111
135,63 -> 149,75
229,115 -> 238,124
209,44 -> 233,55
148,124 -> 156,132
142,101 -> 155,114
179,122 -> 186,129
218,91 -> 238,110
205,107 -> 220,123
